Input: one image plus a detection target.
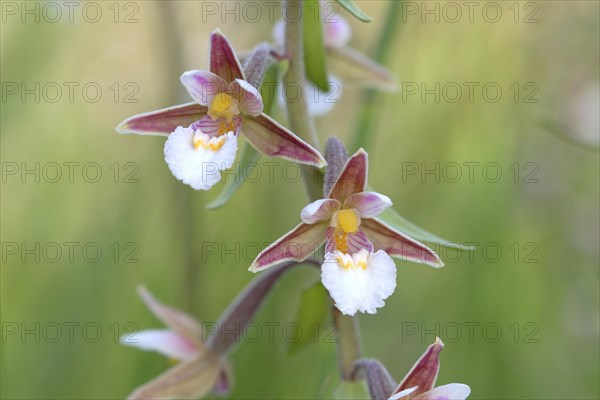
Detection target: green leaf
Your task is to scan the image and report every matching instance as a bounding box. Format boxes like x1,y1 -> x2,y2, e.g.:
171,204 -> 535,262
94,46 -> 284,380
206,66 -> 278,210
288,281 -> 330,354
336,0 -> 373,22
304,0 -> 329,92
334,380 -> 370,399
377,206 -> 475,251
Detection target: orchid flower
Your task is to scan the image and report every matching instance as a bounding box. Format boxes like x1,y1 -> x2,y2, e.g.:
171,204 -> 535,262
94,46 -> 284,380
250,148 -> 443,315
123,262 -> 305,399
388,338 -> 471,400
121,286 -> 230,399
116,29 -> 325,190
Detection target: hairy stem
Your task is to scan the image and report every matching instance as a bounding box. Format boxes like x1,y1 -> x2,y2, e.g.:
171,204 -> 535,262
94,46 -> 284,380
283,0 -> 323,201
283,0 -> 362,381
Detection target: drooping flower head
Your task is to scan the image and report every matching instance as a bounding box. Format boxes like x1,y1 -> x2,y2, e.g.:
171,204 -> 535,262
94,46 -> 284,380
122,286 -> 230,399
388,338 -> 471,400
250,148 -> 442,315
117,30 -> 325,190
351,338 -> 471,400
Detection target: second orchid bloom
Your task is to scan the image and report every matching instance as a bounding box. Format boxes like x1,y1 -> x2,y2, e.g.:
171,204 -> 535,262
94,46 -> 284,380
117,30 -> 325,190
251,148 -> 443,316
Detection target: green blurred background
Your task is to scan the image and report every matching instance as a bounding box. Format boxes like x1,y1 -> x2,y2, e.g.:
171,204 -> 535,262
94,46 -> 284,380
1,1 -> 599,399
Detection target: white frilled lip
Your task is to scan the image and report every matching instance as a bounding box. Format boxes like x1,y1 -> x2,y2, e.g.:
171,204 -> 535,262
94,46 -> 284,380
164,127 -> 238,191
121,329 -> 199,361
321,249 -> 397,316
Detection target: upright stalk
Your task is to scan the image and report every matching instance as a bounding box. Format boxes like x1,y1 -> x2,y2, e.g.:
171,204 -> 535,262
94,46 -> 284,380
283,0 -> 323,201
283,0 -> 362,380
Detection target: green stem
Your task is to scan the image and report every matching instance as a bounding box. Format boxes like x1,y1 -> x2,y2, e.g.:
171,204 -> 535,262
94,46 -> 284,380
351,1 -> 403,152
333,307 -> 363,380
283,0 -> 323,201
283,0 -> 362,380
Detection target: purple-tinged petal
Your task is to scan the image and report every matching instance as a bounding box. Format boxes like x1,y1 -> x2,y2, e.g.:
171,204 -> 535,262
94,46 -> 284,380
180,70 -> 228,106
230,79 -> 263,116
137,286 -> 205,348
191,115 -> 242,137
328,148 -> 368,201
127,352 -> 221,400
415,384 -> 471,400
121,329 -> 199,361
324,14 -> 352,48
242,113 -> 326,167
301,198 -> 341,224
392,338 -> 444,399
361,219 -> 444,268
249,222 -> 328,272
212,362 -> 233,396
209,29 -> 245,82
116,103 -> 207,136
325,227 -> 374,254
344,191 -> 393,218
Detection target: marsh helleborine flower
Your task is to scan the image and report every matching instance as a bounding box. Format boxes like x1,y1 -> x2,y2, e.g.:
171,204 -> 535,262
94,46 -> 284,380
388,338 -> 471,400
117,30 -> 325,190
250,149 -> 443,315
122,286 -> 231,400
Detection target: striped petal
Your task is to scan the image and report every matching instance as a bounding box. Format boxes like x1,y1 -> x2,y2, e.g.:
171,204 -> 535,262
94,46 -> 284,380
230,79 -> 263,117
392,338 -> 444,399
209,29 -> 244,83
301,199 -> 341,224
137,286 -> 205,348
361,219 -> 443,268
249,222 -> 328,272
121,329 -> 198,361
325,227 -> 374,254
344,191 -> 393,218
191,115 -> 242,137
180,70 -> 228,106
328,149 -> 368,201
127,352 -> 222,400
242,113 -> 326,167
116,103 -> 207,137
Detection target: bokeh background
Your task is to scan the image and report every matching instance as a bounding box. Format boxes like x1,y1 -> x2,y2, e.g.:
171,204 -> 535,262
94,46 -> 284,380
1,1 -> 599,399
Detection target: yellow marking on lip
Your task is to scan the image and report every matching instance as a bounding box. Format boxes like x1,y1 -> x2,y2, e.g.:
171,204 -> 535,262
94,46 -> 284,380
193,134 -> 227,151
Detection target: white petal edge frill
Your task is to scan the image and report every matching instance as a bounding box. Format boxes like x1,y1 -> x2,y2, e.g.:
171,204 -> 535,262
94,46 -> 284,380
321,249 -> 397,316
164,127 -> 238,190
